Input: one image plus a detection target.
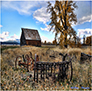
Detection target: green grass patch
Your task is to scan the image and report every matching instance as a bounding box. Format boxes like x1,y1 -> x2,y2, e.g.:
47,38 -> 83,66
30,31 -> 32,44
1,45 -> 20,52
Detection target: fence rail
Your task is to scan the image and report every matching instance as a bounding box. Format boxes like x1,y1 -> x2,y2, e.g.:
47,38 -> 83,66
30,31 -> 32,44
34,60 -> 73,83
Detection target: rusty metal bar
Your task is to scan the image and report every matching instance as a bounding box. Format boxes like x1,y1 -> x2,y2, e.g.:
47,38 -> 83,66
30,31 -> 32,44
58,64 -> 60,81
40,63 -> 42,79
34,54 -> 36,81
46,64 -> 48,78
36,61 -> 70,65
34,60 -> 72,82
54,62 -> 56,81
51,64 -> 52,76
15,52 -> 73,83
80,52 -> 92,61
42,63 -> 44,79
70,61 -> 73,81
37,64 -> 38,82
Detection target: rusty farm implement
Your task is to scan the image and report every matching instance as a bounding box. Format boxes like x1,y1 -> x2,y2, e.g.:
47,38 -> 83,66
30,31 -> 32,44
15,52 -> 73,83
15,52 -> 39,72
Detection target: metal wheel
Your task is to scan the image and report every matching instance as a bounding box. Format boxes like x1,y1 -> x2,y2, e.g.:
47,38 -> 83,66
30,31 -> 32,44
15,56 -> 23,69
25,54 -> 34,71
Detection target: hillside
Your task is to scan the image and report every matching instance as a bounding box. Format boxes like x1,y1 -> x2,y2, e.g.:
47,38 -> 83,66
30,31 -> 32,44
1,40 -> 20,45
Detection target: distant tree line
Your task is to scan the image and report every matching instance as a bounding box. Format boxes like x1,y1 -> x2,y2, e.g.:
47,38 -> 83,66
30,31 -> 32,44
41,35 -> 92,47
83,35 -> 92,46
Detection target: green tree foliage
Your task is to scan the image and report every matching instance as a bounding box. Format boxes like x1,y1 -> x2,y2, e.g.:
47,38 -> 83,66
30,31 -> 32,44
47,0 -> 77,48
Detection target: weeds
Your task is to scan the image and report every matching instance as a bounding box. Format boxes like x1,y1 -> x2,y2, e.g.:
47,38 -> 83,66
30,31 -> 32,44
1,46 -> 92,90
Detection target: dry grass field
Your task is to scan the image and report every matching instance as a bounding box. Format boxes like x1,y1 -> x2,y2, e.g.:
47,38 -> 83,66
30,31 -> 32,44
1,45 -> 92,90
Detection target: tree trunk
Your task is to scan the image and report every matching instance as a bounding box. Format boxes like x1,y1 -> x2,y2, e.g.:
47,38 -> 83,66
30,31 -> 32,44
64,33 -> 67,48
64,1 -> 67,48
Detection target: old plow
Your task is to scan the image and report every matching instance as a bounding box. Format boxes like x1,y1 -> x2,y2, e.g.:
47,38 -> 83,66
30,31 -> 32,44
15,52 -> 73,83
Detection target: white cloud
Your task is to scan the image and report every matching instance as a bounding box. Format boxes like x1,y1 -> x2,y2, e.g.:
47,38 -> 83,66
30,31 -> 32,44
41,35 -> 53,43
33,7 -> 50,24
2,1 -> 41,15
33,4 -> 52,32
0,32 -> 9,41
0,32 -> 19,42
41,24 -> 51,31
10,34 -> 19,40
0,25 -> 3,27
34,1 -> 92,31
74,1 -> 92,25
77,14 -> 92,25
77,28 -> 92,39
0,32 -> 9,39
33,1 -> 55,25
2,1 -> 51,16
1,0 -> 52,1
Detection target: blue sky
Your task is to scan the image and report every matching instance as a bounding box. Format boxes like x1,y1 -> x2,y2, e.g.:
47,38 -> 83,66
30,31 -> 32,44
0,0 -> 92,43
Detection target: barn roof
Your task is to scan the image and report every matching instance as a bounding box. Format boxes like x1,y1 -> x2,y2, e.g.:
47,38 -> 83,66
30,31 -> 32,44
21,28 -> 41,40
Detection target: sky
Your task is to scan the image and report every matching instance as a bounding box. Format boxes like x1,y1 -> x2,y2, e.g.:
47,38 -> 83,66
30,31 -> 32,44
0,0 -> 92,43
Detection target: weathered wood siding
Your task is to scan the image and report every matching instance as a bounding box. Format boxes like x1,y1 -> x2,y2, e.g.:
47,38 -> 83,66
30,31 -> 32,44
26,40 -> 41,47
20,28 -> 41,46
20,31 -> 26,46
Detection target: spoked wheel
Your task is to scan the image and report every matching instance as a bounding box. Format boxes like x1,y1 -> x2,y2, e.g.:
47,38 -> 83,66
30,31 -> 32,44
15,56 -> 23,69
25,54 -> 30,65
25,54 -> 29,72
25,54 -> 34,72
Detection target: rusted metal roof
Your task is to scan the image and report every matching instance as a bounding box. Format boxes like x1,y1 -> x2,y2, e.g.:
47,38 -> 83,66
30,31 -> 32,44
22,28 -> 41,40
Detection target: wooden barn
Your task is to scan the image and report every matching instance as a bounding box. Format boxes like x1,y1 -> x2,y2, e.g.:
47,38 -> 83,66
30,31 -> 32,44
20,28 -> 41,46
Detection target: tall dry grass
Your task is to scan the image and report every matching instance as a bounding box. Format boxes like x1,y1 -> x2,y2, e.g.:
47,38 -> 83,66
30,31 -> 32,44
1,45 -> 92,90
